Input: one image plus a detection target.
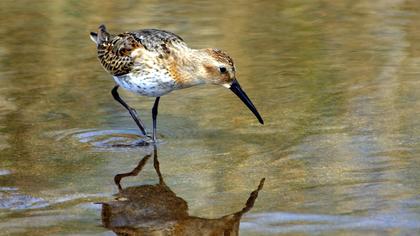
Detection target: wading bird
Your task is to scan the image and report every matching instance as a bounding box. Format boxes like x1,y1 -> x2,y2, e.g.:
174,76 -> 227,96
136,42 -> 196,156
90,25 -> 263,142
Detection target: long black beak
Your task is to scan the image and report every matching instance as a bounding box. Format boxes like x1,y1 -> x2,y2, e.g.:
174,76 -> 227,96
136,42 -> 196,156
229,79 -> 264,124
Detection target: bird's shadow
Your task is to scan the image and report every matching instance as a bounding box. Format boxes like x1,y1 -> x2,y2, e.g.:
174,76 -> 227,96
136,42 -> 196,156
99,145 -> 265,235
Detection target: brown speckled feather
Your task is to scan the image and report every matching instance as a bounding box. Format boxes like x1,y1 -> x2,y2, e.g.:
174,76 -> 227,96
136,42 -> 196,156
128,29 -> 186,54
206,48 -> 235,68
97,34 -> 142,76
96,28 -> 186,76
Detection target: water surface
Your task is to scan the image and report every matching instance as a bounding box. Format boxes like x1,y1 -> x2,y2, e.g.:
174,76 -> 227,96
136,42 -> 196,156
0,0 -> 420,235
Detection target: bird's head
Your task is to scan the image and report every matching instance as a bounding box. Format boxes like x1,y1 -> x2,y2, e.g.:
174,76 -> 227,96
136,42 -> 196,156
200,48 -> 236,86
197,48 -> 264,124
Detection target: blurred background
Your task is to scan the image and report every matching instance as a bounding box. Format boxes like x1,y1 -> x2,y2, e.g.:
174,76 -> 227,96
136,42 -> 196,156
0,0 -> 420,235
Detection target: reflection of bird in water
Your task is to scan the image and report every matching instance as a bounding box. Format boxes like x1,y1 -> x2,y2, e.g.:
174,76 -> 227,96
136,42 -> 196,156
90,25 -> 264,142
100,146 -> 264,235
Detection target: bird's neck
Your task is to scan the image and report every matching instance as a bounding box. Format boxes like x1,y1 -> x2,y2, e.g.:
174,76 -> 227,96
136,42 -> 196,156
172,48 -> 213,88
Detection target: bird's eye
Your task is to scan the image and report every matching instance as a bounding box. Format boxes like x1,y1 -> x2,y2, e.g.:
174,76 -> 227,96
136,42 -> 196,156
219,67 -> 227,73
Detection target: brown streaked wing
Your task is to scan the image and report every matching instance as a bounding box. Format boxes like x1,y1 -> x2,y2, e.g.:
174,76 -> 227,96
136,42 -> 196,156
128,29 -> 187,57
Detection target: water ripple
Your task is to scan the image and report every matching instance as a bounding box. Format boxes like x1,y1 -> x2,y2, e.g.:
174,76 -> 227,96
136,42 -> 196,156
48,128 -> 151,148
242,211 -> 420,234
0,189 -> 107,211
0,191 -> 48,210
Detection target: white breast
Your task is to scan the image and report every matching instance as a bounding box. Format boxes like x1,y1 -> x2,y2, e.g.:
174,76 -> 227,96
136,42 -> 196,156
113,70 -> 176,97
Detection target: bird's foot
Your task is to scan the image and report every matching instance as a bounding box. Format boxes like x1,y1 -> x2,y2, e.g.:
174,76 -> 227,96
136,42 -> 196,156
142,133 -> 158,144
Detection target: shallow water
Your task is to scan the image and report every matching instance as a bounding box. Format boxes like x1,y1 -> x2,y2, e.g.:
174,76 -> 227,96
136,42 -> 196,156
1,0 -> 420,235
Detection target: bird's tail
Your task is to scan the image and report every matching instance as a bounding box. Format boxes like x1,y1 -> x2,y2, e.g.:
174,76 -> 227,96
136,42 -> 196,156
89,24 -> 111,45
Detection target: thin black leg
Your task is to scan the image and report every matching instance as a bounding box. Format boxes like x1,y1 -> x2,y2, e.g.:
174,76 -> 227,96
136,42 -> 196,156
111,85 -> 147,136
152,97 -> 160,141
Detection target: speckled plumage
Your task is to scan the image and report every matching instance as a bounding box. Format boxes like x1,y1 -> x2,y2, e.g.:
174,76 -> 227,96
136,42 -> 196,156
90,24 -> 263,141
91,26 -> 210,97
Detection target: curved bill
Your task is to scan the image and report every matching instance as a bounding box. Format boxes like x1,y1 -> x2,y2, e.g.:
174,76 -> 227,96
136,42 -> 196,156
229,79 -> 264,124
